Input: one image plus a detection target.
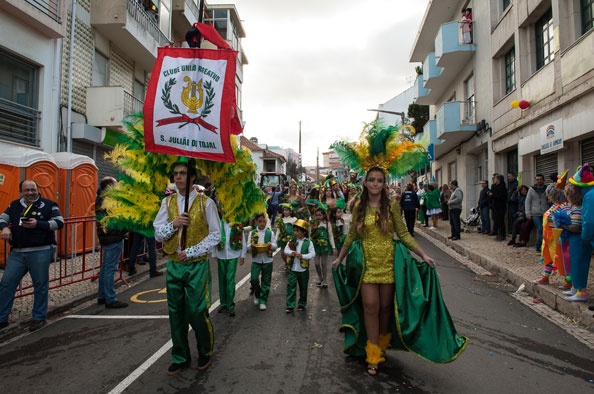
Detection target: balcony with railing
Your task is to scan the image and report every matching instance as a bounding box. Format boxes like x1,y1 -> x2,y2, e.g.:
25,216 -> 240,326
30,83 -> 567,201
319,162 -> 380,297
86,86 -> 143,128
0,0 -> 66,37
91,0 -> 170,71
0,98 -> 41,147
434,101 -> 476,159
435,21 -> 476,68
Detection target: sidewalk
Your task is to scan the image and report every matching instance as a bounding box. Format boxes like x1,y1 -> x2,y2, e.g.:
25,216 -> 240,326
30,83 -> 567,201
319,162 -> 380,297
416,221 -> 594,330
0,255 -> 167,339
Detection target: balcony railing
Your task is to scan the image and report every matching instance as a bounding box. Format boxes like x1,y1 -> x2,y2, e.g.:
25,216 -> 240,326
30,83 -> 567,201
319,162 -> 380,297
461,99 -> 476,125
0,98 -> 40,147
124,91 -> 144,117
126,0 -> 169,46
26,0 -> 61,23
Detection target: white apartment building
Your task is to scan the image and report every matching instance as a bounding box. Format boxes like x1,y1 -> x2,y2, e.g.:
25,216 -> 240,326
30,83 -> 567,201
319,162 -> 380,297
0,0 -> 67,153
410,0 -> 594,212
0,0 -> 248,181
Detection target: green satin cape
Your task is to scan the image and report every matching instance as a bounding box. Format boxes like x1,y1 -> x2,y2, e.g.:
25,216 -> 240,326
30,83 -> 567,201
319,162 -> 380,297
333,239 -> 468,363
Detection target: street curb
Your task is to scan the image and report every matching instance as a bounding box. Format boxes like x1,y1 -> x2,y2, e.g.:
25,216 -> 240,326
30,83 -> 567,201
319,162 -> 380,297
0,260 -> 168,343
418,227 -> 594,331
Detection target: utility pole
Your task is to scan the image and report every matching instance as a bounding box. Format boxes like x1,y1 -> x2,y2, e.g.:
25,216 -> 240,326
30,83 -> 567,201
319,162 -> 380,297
316,146 -> 319,183
298,120 -> 302,156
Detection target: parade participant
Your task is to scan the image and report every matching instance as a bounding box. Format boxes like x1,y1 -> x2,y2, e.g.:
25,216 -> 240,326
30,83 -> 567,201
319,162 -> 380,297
533,183 -> 568,285
311,205 -> 336,288
215,213 -> 246,317
287,181 -> 307,219
284,219 -> 315,313
276,203 -> 297,267
330,121 -> 467,376
330,199 -> 350,255
563,164 -> 594,302
0,180 -> 64,331
154,158 -> 221,375
321,182 -> 338,208
248,213 -> 277,310
96,177 -> 129,310
556,182 -> 582,292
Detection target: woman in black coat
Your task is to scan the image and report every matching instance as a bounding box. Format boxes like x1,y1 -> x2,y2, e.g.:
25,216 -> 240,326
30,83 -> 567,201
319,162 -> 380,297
488,174 -> 508,241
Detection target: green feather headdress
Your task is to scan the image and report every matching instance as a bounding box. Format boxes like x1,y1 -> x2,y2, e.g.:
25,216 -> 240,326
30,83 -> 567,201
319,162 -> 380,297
330,120 -> 429,177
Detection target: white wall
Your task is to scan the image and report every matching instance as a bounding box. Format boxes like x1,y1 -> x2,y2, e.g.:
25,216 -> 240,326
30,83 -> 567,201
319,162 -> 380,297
0,12 -> 62,153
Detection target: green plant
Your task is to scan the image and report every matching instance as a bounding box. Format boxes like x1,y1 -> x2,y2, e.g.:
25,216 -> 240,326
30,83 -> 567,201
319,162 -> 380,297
407,103 -> 429,133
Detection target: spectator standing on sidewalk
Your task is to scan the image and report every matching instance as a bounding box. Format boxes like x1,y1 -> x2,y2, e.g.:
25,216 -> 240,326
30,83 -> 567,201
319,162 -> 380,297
425,184 -> 442,229
489,173 -> 499,236
478,180 -> 491,234
525,174 -> 549,251
127,232 -> 163,278
400,183 -> 420,236
0,180 -> 64,332
507,172 -> 519,234
441,184 -> 451,221
417,182 -> 427,226
508,185 -> 529,246
96,177 -> 128,309
448,180 -> 463,240
489,175 -> 508,241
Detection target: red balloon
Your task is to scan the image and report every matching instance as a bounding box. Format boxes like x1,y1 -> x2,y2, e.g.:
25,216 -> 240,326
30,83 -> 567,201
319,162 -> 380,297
519,100 -> 530,109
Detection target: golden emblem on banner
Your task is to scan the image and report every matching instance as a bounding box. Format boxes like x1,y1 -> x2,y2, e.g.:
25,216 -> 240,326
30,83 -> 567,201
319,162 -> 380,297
181,76 -> 203,114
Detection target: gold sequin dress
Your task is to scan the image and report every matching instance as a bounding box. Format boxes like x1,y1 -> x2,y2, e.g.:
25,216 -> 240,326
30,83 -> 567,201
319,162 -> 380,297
343,200 -> 418,284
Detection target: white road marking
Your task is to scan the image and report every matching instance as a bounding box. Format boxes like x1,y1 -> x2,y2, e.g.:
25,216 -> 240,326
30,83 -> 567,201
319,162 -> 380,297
66,315 -> 170,319
108,267 -> 254,394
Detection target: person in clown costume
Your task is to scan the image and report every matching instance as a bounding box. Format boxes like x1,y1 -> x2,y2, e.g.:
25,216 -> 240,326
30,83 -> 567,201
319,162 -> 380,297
533,171 -> 569,285
284,219 -> 316,313
330,120 -> 467,376
215,212 -> 247,317
153,158 -> 221,375
563,164 -> 594,302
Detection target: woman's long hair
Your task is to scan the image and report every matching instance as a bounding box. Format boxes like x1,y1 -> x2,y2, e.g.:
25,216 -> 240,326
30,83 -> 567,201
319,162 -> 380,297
355,167 -> 392,236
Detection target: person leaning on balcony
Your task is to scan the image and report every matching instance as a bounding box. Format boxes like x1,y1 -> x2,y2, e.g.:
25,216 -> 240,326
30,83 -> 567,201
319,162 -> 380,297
0,180 -> 64,332
460,8 -> 473,44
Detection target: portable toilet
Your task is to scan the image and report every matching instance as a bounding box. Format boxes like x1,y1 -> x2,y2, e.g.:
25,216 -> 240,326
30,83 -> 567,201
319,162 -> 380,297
0,142 -> 59,265
52,152 -> 98,256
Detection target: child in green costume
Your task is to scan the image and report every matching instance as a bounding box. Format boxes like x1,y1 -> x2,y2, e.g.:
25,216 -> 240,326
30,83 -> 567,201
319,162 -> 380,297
311,207 -> 336,288
284,219 -> 315,313
248,213 -> 277,311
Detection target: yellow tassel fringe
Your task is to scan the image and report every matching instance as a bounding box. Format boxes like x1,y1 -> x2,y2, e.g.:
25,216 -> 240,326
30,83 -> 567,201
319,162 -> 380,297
378,333 -> 392,352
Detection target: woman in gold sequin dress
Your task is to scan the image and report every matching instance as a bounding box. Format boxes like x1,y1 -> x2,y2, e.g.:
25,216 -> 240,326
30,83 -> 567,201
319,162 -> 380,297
332,167 -> 435,375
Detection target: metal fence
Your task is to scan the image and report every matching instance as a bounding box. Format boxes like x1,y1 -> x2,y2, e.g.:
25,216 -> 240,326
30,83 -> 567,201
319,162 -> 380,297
126,0 -> 170,46
0,98 -> 41,147
1,216 -> 158,299
26,0 -> 61,23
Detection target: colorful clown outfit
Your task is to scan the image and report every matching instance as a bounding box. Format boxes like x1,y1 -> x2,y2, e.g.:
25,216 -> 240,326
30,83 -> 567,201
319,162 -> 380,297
565,164 -> 594,302
215,220 -> 246,315
536,202 -> 569,282
154,188 -> 221,366
330,120 -> 467,367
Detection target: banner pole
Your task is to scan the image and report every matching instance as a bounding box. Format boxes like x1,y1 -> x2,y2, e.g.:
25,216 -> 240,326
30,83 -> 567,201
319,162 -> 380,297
181,0 -> 205,249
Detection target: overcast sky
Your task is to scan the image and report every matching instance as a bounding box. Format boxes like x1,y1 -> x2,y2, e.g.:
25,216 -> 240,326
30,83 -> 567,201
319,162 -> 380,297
212,0 -> 429,167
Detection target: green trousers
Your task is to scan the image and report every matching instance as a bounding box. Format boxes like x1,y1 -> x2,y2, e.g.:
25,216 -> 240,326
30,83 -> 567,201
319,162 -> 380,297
166,259 -> 213,363
250,262 -> 273,305
286,269 -> 309,309
217,258 -> 238,311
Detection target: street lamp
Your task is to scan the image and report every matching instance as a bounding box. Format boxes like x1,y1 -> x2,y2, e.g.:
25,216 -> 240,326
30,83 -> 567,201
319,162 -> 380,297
367,109 -> 406,125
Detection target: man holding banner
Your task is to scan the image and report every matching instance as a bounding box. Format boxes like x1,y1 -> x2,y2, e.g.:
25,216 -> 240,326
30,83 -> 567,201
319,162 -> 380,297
154,158 -> 221,375
144,19 -> 242,375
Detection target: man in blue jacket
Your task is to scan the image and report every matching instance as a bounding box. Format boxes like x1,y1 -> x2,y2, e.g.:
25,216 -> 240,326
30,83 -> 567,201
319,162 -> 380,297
0,180 -> 64,332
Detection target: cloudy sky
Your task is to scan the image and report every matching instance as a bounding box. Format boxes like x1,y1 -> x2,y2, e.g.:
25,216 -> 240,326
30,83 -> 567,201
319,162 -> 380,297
212,0 -> 429,167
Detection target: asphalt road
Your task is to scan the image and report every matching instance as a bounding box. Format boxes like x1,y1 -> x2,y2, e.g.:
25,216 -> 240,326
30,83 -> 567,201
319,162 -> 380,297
1,237 -> 594,394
